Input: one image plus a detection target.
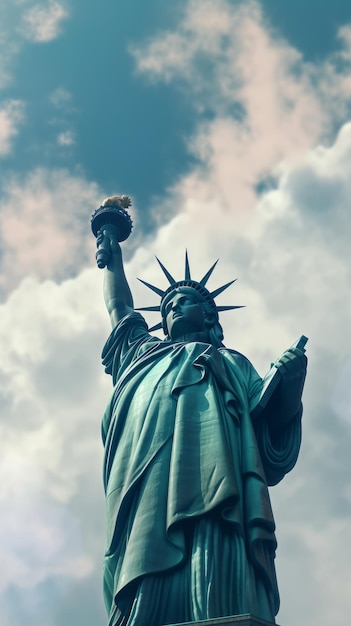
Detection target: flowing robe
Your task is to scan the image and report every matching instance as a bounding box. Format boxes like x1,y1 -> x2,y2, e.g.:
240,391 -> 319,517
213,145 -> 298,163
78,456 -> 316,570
101,313 -> 302,626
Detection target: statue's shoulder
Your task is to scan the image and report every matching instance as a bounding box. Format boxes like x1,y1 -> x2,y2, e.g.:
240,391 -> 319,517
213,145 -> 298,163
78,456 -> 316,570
219,347 -> 256,373
219,346 -> 251,361
109,311 -> 149,340
118,310 -> 149,329
103,311 -> 149,357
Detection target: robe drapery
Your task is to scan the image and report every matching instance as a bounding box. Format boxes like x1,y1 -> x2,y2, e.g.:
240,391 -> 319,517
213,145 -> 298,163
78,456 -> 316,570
101,313 -> 302,626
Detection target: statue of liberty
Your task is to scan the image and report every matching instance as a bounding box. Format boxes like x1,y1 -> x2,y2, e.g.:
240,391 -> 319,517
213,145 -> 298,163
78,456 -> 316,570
93,197 -> 307,626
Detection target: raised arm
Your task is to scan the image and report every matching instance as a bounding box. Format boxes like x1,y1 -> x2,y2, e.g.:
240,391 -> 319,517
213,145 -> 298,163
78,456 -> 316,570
97,226 -> 134,328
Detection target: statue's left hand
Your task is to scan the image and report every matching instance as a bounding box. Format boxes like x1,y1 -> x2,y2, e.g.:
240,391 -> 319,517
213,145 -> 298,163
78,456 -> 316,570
274,347 -> 307,421
274,346 -> 307,377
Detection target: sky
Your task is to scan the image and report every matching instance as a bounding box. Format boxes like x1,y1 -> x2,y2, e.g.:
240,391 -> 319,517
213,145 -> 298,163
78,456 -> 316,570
0,1 -> 351,625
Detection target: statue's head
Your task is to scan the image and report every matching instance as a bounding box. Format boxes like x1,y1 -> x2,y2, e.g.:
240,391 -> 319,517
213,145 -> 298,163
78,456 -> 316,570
136,252 -> 243,347
160,284 -> 224,346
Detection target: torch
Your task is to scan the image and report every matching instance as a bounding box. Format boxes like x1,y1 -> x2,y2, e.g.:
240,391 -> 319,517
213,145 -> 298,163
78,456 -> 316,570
91,195 -> 133,268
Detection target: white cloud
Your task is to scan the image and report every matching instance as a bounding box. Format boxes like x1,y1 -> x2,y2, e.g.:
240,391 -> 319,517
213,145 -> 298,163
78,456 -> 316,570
336,23 -> 351,62
131,0 -> 242,82
0,100 -> 25,155
126,120 -> 351,359
1,2 -> 351,625
0,168 -> 102,293
330,357 -> 351,425
126,4 -> 351,624
19,1 -> 69,43
129,0 -> 351,359
0,3 -> 69,92
120,120 -> 351,626
57,129 -> 75,145
0,38 -> 19,91
0,270 -> 108,608
132,0 -> 351,189
0,455 -> 93,591
50,86 -> 72,108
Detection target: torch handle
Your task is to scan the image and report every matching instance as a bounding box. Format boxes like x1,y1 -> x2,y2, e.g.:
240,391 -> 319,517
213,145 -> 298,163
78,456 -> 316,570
95,225 -> 120,269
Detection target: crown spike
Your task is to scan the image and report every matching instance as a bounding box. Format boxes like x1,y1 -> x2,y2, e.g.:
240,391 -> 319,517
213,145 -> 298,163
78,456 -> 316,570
135,306 -> 161,312
137,255 -> 244,331
216,305 -> 245,312
137,277 -> 165,297
155,257 -> 176,285
199,259 -> 219,287
148,321 -> 163,332
184,250 -> 191,280
210,279 -> 237,299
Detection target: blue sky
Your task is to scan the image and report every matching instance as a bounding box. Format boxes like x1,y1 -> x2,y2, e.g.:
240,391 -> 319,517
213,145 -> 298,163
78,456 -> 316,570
4,0 -> 351,216
1,1 -> 351,625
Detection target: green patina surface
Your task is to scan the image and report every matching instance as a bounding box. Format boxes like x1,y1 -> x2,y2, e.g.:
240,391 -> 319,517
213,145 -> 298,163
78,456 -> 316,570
94,221 -> 307,626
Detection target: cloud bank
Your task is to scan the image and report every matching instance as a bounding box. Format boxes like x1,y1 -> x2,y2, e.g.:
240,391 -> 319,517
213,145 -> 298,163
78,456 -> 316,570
19,1 -> 69,43
0,168 -> 101,294
0,100 -> 25,155
1,1 -> 351,625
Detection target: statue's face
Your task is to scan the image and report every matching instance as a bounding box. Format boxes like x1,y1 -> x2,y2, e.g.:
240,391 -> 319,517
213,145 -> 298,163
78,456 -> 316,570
164,288 -> 206,339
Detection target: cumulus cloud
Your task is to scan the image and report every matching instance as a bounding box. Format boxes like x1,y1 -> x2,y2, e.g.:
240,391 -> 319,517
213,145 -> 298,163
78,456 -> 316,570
128,0 -> 351,360
0,1 -> 25,90
50,86 -> 72,108
0,270 -> 109,624
19,1 -> 69,43
330,357 -> 351,425
336,23 -> 351,63
57,129 -> 75,145
125,119 -> 351,361
0,100 -> 25,155
131,0 -> 351,214
1,2 -> 351,625
0,168 -> 102,293
126,3 -> 351,624
120,122 -> 351,626
0,41 -> 18,91
0,3 -> 69,92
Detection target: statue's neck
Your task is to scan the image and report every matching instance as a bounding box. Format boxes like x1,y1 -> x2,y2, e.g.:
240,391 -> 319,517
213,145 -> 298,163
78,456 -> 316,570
170,330 -> 210,343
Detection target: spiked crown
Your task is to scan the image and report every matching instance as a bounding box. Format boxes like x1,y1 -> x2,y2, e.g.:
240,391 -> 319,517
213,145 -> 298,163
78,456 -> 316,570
136,251 -> 243,333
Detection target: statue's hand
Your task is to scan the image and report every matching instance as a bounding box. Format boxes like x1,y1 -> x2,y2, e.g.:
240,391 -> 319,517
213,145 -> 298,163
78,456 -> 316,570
274,346 -> 307,376
274,347 -> 307,421
96,226 -> 122,268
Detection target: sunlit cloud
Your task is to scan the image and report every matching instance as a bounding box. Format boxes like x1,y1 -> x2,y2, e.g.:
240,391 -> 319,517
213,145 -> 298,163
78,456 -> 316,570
0,100 -> 25,155
1,2 -> 351,625
120,120 -> 351,626
131,0 -> 351,164
0,36 -> 19,91
0,3 -> 70,92
127,4 -> 351,623
330,357 -> 351,425
0,168 -> 101,293
19,1 -> 69,43
57,129 -> 75,145
337,23 -> 351,62
0,270 -> 107,623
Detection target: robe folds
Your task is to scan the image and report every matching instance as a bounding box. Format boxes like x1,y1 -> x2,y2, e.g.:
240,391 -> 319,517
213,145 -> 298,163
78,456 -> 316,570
101,313 -> 302,626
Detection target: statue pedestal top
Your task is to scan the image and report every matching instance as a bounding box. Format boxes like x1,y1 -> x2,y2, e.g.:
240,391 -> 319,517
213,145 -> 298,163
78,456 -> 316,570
166,614 -> 279,626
